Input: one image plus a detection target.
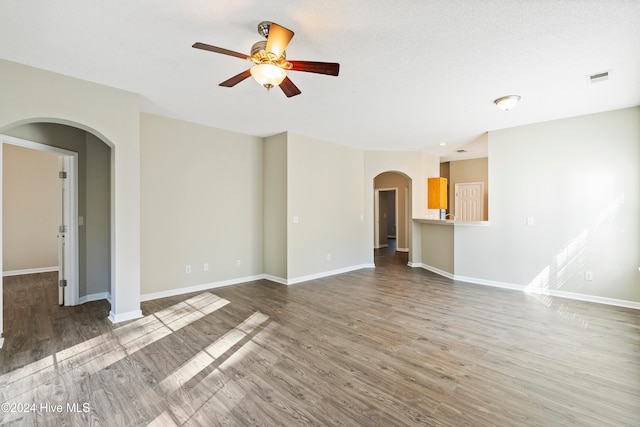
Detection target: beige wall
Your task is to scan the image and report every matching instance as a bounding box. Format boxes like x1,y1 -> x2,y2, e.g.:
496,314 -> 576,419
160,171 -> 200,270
287,133 -> 370,280
263,133 -> 288,280
374,172 -> 411,250
2,144 -> 58,271
449,157 -> 488,220
140,113 -> 264,296
421,223 -> 454,274
455,107 -> 640,303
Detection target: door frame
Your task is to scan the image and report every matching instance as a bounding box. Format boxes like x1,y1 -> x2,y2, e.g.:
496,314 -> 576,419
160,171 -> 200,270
1,134 -> 79,308
374,187 -> 398,249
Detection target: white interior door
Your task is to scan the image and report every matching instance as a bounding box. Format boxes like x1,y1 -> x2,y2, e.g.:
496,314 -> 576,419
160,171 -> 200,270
57,154 -> 78,306
455,182 -> 484,221
58,157 -> 68,305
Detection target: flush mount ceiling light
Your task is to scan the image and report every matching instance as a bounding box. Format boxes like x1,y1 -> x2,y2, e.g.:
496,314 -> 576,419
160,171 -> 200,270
494,95 -> 521,111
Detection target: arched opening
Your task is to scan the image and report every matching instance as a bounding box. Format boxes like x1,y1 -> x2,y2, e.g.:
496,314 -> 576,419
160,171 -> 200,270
373,171 -> 412,267
1,121 -> 113,348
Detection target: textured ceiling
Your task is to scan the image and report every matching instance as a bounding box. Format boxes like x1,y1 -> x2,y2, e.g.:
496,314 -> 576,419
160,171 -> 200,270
1,1 -> 638,160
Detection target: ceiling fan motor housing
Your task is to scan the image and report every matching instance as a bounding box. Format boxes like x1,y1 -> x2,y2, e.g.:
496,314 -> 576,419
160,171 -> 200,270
251,41 -> 290,68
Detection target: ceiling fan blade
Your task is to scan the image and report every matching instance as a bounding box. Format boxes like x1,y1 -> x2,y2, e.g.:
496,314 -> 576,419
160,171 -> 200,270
192,42 -> 250,60
289,61 -> 340,76
279,76 -> 302,98
265,23 -> 294,58
219,69 -> 252,87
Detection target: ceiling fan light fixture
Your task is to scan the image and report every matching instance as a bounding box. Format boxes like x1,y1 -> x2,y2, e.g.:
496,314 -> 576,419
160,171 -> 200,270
494,95 -> 521,111
250,63 -> 286,89
193,20 -> 339,97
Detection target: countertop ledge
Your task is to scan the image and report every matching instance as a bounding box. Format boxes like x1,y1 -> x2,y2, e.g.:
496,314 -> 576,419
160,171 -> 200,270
414,219 -> 490,227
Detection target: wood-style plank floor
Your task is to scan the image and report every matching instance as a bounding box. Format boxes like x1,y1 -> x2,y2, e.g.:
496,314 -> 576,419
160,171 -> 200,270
1,246 -> 639,426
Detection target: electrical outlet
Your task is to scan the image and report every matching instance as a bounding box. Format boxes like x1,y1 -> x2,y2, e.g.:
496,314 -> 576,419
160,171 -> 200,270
326,253 -> 331,261
203,263 -> 209,272
526,217 -> 534,226
585,271 -> 593,281
186,265 -> 191,274
236,259 -> 241,267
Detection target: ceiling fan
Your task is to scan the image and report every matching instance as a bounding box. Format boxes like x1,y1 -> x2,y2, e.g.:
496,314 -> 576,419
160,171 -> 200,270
193,21 -> 340,98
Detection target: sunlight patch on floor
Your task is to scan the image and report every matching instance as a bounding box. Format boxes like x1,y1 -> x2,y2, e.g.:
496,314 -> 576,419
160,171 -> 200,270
0,292 -> 229,405
152,317 -> 275,425
159,311 -> 269,394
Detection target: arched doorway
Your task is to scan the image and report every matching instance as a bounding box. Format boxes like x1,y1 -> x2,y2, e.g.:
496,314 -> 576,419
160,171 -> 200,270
2,122 -> 112,302
1,121 -> 114,347
373,171 -> 412,266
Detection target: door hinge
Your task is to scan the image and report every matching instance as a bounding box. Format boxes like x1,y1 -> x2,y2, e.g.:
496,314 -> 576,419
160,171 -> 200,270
59,279 -> 68,288
59,225 -> 67,233
59,171 -> 67,179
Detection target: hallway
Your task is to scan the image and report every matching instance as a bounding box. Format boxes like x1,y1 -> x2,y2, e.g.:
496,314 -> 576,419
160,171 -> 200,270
374,237 -> 409,268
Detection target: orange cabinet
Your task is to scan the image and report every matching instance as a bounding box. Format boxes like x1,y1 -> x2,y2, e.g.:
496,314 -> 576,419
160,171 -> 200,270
428,177 -> 447,209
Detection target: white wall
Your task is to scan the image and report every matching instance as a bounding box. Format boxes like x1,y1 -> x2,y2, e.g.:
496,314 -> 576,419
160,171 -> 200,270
455,107 -> 640,303
140,113 -> 264,297
2,144 -> 58,272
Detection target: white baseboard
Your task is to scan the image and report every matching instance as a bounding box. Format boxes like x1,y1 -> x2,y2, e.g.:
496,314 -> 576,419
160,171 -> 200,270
279,264 -> 376,286
0,337 -> 4,349
140,274 -> 265,302
453,274 -> 523,292
78,292 -> 111,305
108,309 -> 143,324
396,247 -> 409,253
141,265 -> 377,299
263,274 -> 288,285
3,266 -> 59,277
524,287 -> 640,310
140,264 -> 375,302
421,265 -> 640,310
420,263 -> 454,279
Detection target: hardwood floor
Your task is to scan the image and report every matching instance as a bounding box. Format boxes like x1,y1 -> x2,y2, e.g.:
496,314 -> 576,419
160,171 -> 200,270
1,253 -> 639,426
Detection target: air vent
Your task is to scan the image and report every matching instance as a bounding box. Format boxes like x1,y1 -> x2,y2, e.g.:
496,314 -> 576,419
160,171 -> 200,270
457,149 -> 467,153
588,70 -> 610,84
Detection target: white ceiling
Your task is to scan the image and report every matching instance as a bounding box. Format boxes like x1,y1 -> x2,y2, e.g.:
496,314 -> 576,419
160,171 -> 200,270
1,1 -> 638,160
